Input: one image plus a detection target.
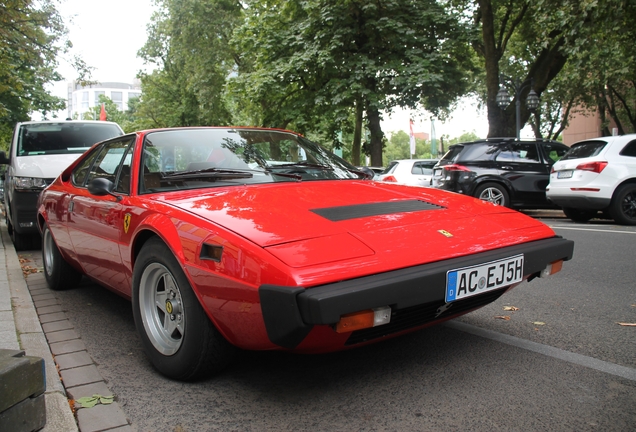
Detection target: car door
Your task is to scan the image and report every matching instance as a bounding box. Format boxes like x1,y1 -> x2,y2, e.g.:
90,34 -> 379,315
67,137 -> 135,291
495,142 -> 548,206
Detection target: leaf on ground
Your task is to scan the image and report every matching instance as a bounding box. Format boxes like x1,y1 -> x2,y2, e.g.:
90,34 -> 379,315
532,321 -> 546,326
494,315 -> 511,320
76,394 -> 114,408
503,306 -> 519,311
617,322 -> 636,327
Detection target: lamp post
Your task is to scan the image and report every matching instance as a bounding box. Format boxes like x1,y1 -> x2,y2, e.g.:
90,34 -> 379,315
496,77 -> 540,139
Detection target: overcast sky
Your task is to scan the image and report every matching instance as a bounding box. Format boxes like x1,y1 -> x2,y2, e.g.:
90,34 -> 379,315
52,0 -> 491,139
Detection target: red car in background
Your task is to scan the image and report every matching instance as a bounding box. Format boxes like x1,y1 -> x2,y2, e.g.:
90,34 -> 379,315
37,127 -> 574,381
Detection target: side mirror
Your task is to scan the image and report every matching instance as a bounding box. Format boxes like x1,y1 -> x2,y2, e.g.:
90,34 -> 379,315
358,167 -> 375,179
88,177 -> 121,201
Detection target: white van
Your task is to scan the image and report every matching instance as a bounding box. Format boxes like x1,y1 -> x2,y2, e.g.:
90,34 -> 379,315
0,120 -> 124,250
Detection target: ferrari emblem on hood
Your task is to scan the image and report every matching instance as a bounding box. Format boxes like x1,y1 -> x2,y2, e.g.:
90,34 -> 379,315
438,229 -> 453,238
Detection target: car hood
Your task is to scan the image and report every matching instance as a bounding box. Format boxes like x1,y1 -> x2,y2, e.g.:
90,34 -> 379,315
155,181 -> 555,269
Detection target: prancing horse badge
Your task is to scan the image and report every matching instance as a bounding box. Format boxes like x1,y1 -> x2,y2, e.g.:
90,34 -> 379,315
124,213 -> 132,234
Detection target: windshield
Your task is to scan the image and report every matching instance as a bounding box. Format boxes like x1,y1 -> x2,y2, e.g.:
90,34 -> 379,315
139,128 -> 362,193
562,141 -> 607,160
18,122 -> 123,156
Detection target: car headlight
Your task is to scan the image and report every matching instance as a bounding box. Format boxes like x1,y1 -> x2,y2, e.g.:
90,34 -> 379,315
14,177 -> 48,190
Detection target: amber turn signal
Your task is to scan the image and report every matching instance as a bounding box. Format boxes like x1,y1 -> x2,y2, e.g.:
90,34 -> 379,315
335,306 -> 391,333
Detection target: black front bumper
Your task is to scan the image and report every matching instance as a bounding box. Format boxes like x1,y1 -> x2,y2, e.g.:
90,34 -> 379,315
259,237 -> 574,349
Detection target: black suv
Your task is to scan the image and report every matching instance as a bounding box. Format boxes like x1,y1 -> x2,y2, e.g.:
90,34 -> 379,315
432,138 -> 570,208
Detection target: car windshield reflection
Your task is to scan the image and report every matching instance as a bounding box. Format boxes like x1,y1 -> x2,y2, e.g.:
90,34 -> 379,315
140,128 -> 361,193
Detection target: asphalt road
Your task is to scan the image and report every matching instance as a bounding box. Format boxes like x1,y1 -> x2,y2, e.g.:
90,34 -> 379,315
21,215 -> 636,431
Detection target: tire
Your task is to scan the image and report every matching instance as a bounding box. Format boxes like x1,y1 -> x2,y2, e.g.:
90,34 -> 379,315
42,223 -> 83,290
562,207 -> 597,223
609,183 -> 636,225
132,237 -> 236,381
474,182 -> 510,207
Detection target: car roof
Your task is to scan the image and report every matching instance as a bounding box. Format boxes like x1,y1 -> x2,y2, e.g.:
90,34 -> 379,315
449,137 -> 565,148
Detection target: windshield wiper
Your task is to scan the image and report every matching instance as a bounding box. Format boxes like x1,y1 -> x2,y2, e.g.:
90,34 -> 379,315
269,162 -> 334,170
161,168 -> 253,180
263,170 -> 302,181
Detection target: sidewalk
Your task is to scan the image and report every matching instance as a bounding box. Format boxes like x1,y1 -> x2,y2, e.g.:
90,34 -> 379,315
1,220 -> 78,431
1,218 -> 132,432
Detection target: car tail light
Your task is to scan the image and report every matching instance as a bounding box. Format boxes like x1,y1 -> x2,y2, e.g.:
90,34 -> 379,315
382,175 -> 398,182
443,164 -> 471,172
576,161 -> 608,173
335,306 -> 391,333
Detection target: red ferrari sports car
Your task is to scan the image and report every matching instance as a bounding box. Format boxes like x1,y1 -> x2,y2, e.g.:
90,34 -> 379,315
37,127 -> 574,381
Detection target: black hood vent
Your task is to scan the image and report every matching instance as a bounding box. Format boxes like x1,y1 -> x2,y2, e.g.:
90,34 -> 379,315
311,199 -> 444,222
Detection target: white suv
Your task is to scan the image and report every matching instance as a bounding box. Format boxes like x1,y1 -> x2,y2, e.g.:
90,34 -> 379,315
546,134 -> 636,225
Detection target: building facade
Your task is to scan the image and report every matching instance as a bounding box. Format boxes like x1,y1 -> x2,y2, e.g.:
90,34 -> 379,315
67,81 -> 142,119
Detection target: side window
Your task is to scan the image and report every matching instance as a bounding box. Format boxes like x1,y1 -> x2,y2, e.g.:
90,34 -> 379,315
85,139 -> 134,187
541,143 -> 569,164
619,139 -> 636,157
72,147 -> 103,187
411,163 -> 423,175
113,139 -> 135,194
497,143 -> 540,163
458,143 -> 499,162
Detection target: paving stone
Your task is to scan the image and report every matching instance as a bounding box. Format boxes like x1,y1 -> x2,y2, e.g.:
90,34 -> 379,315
49,339 -> 87,356
76,402 -> 130,432
42,320 -> 74,333
31,293 -> 56,301
33,298 -> 58,308
38,311 -> 67,324
55,351 -> 93,370
28,287 -> 50,296
45,329 -> 79,343
66,381 -> 113,401
106,425 -> 136,432
36,305 -> 63,315
40,392 -> 79,432
60,364 -> 103,388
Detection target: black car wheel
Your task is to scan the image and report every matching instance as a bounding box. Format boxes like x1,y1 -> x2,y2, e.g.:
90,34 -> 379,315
609,183 -> 636,225
42,223 -> 83,290
132,237 -> 236,381
474,183 -> 509,207
562,207 -> 597,223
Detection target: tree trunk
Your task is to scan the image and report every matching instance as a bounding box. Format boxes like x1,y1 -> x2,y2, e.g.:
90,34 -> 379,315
366,105 -> 384,167
352,100 -> 363,166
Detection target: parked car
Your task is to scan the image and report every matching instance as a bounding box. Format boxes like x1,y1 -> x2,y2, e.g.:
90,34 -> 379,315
546,134 -> 636,225
376,159 -> 438,186
0,120 -> 124,250
432,138 -> 570,208
37,127 -> 573,381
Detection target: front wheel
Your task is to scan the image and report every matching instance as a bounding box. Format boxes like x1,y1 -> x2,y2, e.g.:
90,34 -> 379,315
42,223 -> 83,290
474,182 -> 510,207
562,207 -> 597,223
609,184 -> 636,225
132,237 -> 236,381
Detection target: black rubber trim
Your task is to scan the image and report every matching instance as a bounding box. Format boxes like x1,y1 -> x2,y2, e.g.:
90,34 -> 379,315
310,199 -> 444,221
259,236 -> 574,349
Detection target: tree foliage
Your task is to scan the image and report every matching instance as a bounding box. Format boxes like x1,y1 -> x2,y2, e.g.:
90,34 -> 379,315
0,0 -> 68,149
469,0 -> 628,138
136,0 -> 243,128
230,0 -> 475,166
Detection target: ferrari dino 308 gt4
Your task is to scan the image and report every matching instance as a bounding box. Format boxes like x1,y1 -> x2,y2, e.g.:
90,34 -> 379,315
37,127 -> 574,380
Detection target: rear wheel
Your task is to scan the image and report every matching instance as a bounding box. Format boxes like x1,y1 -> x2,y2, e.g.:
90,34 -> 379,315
42,223 -> 83,290
474,182 -> 509,207
562,207 -> 597,223
609,184 -> 636,225
132,237 -> 236,381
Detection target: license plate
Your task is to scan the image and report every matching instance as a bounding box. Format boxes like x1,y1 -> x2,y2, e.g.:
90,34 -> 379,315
445,255 -> 524,302
557,170 -> 573,179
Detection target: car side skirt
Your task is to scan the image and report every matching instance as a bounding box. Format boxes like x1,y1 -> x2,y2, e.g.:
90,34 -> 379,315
259,236 -> 574,349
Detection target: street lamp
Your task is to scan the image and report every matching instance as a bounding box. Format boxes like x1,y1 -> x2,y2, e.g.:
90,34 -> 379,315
496,76 -> 540,139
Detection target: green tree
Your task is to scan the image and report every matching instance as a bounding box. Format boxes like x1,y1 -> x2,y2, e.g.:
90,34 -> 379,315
469,0 -> 627,138
136,0 -> 243,128
231,0 -> 475,167
0,0 -> 68,149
